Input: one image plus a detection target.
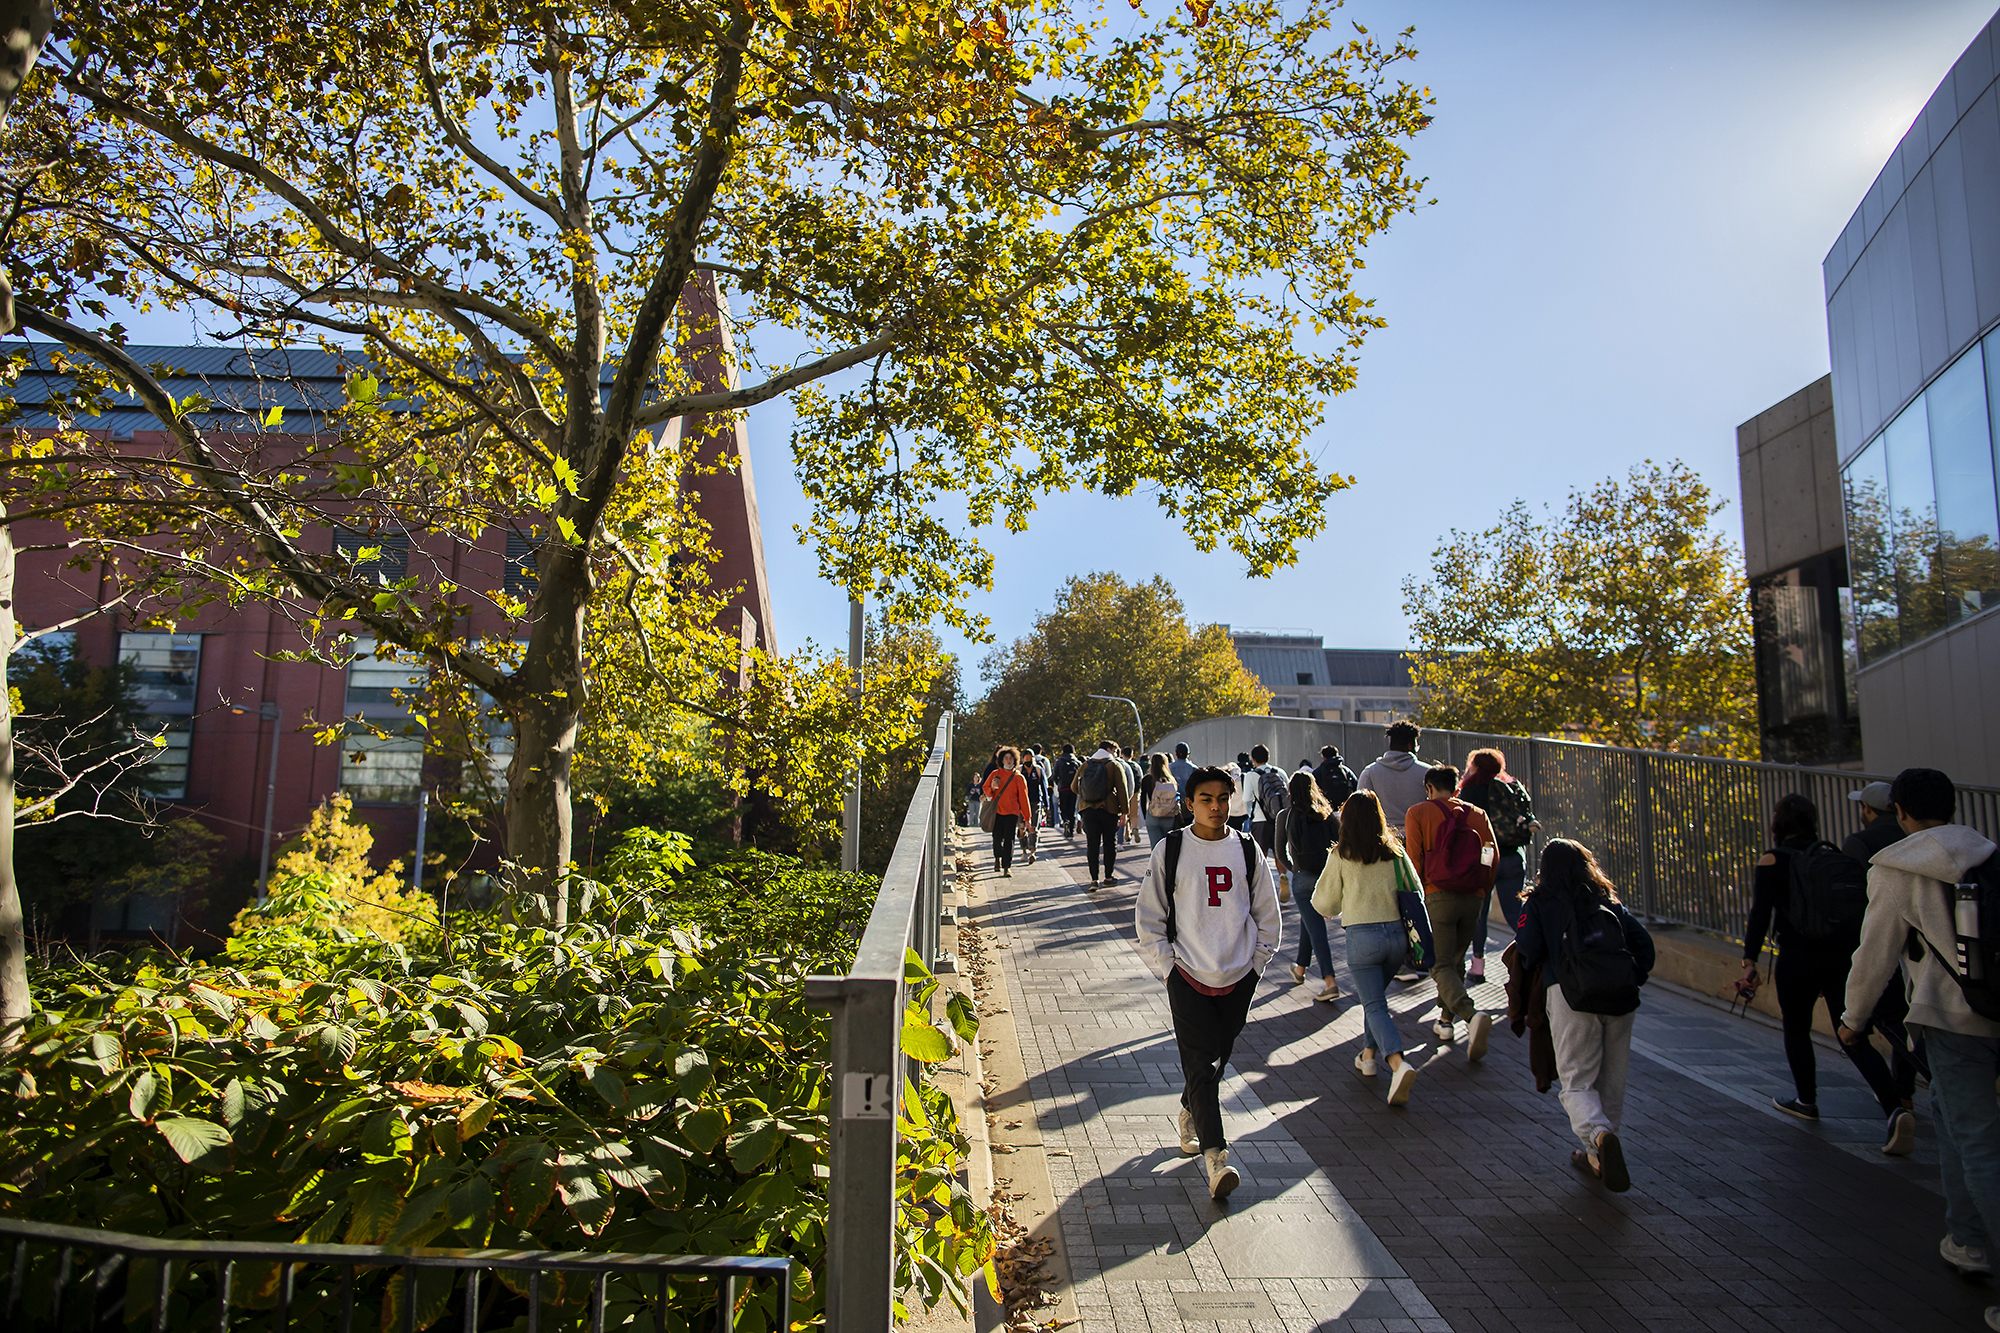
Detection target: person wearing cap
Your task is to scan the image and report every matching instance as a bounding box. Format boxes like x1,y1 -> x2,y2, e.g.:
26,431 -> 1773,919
1842,781 -> 1906,862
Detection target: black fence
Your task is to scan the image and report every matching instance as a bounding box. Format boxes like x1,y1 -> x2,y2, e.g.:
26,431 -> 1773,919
1,1216 -> 791,1333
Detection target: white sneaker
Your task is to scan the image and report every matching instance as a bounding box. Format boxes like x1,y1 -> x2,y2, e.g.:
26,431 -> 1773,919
1177,1107 -> 1200,1156
1353,1050 -> 1378,1078
1943,1233 -> 1992,1276
1431,1018 -> 1455,1043
1386,1062 -> 1416,1106
1204,1148 -> 1240,1199
1467,1013 -> 1493,1062
1984,1306 -> 2000,1331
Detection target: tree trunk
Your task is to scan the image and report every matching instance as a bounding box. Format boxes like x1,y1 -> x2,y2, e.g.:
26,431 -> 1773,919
503,542 -> 590,923
0,526 -> 26,1043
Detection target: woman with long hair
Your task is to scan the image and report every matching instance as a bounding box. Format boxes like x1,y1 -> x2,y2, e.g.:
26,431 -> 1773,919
982,747 -> 1033,877
1139,752 -> 1180,847
1276,771 -> 1340,1002
1457,748 -> 1537,982
1313,791 -> 1423,1105
1513,839 -> 1655,1192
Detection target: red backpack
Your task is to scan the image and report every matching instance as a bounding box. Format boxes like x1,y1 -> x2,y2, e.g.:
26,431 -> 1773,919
1423,802 -> 1487,892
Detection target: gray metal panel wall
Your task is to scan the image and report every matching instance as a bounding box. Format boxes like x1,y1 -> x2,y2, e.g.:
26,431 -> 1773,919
1825,13 -> 2000,460
1735,375 -> 1843,582
1855,606 -> 2000,785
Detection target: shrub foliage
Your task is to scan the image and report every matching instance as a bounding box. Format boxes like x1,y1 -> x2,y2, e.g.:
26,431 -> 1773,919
2,833 -> 987,1330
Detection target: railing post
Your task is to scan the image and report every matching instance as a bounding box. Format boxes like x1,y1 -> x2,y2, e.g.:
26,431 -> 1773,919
1634,750 -> 1657,920
803,971 -> 899,1333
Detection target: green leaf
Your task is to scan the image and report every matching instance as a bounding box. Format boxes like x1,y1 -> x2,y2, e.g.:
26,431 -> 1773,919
679,1106 -> 728,1154
128,1069 -> 160,1122
900,1022 -> 952,1063
221,1078 -> 247,1128
588,1067 -> 628,1112
345,1176 -> 405,1244
672,1047 -> 711,1099
155,1114 -> 232,1164
556,1154 -> 614,1236
726,1118 -> 783,1173
446,1175 -> 493,1240
945,991 -> 979,1042
89,1032 -> 121,1072
502,1141 -> 556,1227
456,1097 -> 496,1141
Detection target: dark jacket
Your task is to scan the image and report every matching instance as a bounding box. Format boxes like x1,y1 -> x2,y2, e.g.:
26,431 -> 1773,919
1514,889 -> 1655,981
1273,806 -> 1336,877
1312,756 -> 1358,808
1501,940 -> 1556,1092
1841,817 -> 1905,864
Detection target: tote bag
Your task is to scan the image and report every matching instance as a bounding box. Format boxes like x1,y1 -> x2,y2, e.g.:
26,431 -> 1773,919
1393,856 -> 1432,970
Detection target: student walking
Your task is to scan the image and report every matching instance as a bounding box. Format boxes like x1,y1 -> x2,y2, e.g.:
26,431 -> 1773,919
1275,771 -> 1339,1002
1245,744 -> 1286,857
1313,745 -> 1358,813
1840,767 -> 2000,1294
1357,720 -> 1432,829
1513,839 -> 1655,1193
1141,753 -> 1181,846
1457,749 -> 1537,983
1018,757 -> 1045,865
1314,791 -> 1422,1105
1404,764 -> 1499,1057
1074,741 -> 1132,888
1740,793 -> 1915,1149
1226,757 -> 1250,831
1169,742 -> 1196,790
982,748 -> 1033,877
1053,744 -> 1080,835
1134,765 -> 1281,1198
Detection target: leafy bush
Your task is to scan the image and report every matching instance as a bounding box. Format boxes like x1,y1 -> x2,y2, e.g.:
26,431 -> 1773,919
3,832 -> 988,1331
230,795 -> 438,950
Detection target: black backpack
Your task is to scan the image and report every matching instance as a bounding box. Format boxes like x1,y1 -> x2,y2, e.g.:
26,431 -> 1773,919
1783,840 -> 1871,944
1161,828 -> 1260,944
1314,760 -> 1357,811
1076,757 -> 1113,803
1916,850 -> 2000,1021
1253,765 -> 1287,823
1554,899 -> 1643,1016
1053,754 -> 1078,789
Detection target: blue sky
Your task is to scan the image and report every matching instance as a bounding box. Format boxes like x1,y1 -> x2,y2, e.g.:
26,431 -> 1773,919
739,0 -> 1998,689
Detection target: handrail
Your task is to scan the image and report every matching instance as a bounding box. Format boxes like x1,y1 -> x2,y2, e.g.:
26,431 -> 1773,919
0,1214 -> 790,1332
803,710 -> 953,1333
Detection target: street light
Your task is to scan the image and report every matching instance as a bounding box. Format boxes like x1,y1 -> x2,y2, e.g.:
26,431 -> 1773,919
230,700 -> 282,903
1086,694 -> 1146,757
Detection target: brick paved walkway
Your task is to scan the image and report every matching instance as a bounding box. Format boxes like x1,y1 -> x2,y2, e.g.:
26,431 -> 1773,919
974,823 -> 2000,1333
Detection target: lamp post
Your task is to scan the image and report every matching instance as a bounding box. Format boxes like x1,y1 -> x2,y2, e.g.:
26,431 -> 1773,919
1086,694 -> 1146,757
231,700 -> 282,903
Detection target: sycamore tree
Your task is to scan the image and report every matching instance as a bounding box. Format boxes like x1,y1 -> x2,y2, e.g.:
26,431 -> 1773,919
1402,460 -> 1756,757
961,572 -> 1269,761
1,0 -> 1430,913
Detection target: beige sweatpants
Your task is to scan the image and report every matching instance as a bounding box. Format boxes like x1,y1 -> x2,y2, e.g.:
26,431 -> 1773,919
1547,983 -> 1635,1150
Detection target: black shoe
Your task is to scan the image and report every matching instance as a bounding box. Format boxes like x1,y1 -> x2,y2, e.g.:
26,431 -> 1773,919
1773,1097 -> 1820,1121
1595,1132 -> 1630,1193
1885,1107 -> 1916,1156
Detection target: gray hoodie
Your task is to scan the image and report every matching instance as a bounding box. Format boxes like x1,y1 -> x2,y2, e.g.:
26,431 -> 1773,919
1842,823 -> 2000,1038
1357,751 -> 1431,830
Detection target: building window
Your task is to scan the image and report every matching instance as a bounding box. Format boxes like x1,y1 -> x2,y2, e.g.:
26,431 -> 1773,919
119,632 -> 202,711
1295,672 -> 1314,686
1842,330 -> 2000,665
504,530 -> 538,597
334,529 -> 410,583
1751,552 -> 1860,766
138,718 -> 192,800
339,733 -> 423,805
345,638 -> 426,712
1312,709 -> 1343,721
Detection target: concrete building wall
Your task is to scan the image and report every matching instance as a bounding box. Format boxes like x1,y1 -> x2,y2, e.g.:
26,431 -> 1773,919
1736,374 -> 1844,581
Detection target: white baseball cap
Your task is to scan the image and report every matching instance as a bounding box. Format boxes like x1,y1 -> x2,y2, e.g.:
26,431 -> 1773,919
1846,781 -> 1894,813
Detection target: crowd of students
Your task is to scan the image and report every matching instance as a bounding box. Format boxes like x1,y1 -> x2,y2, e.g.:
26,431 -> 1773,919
973,719 -> 2000,1332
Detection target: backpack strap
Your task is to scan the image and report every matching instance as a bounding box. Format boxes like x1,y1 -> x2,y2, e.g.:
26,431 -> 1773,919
1163,829 -> 1184,945
1238,832 -> 1258,895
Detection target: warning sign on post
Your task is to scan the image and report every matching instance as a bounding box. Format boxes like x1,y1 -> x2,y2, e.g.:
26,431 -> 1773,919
842,1072 -> 895,1119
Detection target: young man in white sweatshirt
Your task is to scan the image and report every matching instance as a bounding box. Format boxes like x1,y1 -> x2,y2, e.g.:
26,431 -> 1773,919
1839,767 -> 2000,1290
1134,765 -> 1281,1199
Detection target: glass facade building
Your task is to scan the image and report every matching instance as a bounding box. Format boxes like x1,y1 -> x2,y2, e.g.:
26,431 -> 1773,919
1822,11 -> 2000,785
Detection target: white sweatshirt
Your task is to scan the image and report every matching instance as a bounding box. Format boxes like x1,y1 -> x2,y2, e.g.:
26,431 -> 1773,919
1133,829 -> 1281,988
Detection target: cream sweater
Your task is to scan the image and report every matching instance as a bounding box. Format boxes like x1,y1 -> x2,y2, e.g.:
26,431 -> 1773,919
1312,849 -> 1419,927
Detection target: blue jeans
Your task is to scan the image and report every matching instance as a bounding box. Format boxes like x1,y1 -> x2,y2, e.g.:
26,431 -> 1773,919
1919,1025 -> 2000,1249
1345,920 -> 1407,1059
1472,850 -> 1527,960
1293,891 -> 1335,980
1144,815 -> 1175,845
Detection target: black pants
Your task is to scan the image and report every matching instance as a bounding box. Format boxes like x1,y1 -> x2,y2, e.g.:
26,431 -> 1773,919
1081,808 -> 1119,880
1059,790 -> 1078,833
1167,968 -> 1258,1151
992,814 -> 1019,870
1776,945 -> 1915,1114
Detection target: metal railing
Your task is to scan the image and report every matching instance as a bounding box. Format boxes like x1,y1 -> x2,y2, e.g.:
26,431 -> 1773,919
0,1215 -> 791,1332
802,712 -> 954,1333
1159,714 -> 2000,941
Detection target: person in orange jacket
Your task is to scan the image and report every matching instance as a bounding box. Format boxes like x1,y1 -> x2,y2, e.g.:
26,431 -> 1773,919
1404,763 -> 1499,1057
983,747 -> 1035,878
